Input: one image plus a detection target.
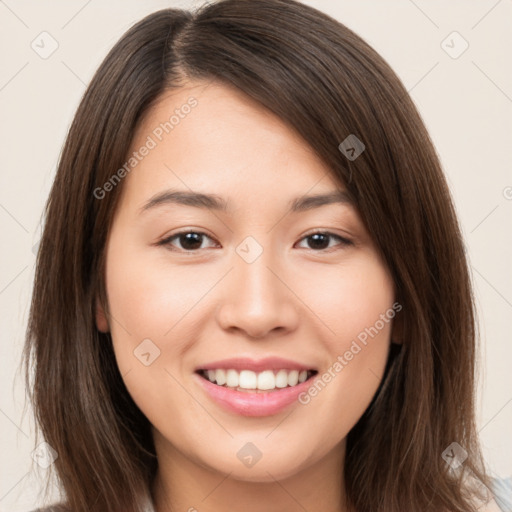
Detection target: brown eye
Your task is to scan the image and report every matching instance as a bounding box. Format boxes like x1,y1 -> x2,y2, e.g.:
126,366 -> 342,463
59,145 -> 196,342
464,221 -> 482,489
296,232 -> 353,251
159,231 -> 217,252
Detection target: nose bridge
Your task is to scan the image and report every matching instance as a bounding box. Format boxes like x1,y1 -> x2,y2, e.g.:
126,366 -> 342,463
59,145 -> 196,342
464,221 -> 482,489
234,234 -> 285,310
215,234 -> 299,337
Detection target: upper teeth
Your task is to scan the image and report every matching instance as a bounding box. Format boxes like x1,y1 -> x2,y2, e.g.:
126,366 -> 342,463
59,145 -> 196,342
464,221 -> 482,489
204,369 -> 310,390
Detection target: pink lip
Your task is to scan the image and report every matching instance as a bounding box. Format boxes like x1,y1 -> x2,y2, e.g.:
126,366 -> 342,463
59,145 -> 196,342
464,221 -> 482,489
193,371 -> 316,417
196,356 -> 315,373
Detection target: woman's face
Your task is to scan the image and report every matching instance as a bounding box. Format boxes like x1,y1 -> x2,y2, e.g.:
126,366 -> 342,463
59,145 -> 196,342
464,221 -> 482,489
96,80 -> 398,482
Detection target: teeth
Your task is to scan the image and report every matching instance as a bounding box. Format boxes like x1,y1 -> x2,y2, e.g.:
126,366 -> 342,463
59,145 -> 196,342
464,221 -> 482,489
203,368 -> 313,391
275,369 -> 289,388
288,370 -> 299,386
239,370 -> 257,389
226,369 -> 239,387
257,370 -> 275,390
216,369 -> 226,385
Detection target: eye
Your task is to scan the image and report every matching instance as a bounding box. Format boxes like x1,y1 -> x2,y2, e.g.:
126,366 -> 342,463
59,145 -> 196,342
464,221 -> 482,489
295,231 -> 353,251
158,230 -> 218,252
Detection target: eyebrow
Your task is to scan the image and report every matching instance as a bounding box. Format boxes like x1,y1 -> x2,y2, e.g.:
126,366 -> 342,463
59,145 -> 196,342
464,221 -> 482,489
139,188 -> 353,215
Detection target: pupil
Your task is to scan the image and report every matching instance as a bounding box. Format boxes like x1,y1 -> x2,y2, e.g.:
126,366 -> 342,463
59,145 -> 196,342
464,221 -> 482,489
181,233 -> 202,250
309,233 -> 328,249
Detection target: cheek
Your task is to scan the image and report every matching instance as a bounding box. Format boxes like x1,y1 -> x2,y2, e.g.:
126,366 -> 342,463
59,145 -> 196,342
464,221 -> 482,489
103,247 -> 195,427
300,256 -> 395,426
105,243 -> 210,344
305,253 -> 395,345
102,238 -> 173,376
103,240 -> 222,411
300,322 -> 392,453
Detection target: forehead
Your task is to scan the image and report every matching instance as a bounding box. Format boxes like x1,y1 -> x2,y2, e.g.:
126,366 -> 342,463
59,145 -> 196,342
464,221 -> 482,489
118,80 -> 346,214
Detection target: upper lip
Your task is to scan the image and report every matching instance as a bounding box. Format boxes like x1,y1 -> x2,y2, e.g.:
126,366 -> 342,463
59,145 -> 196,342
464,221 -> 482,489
196,357 -> 316,373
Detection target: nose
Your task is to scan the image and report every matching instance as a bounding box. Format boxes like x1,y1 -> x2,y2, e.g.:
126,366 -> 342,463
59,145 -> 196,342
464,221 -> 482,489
215,247 -> 300,339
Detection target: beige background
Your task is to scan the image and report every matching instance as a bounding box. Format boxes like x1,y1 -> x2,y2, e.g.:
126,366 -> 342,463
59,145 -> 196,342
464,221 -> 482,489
1,0 -> 511,510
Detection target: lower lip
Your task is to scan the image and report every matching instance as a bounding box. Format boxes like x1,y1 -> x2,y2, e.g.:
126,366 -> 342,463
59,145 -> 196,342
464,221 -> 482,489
194,372 -> 314,417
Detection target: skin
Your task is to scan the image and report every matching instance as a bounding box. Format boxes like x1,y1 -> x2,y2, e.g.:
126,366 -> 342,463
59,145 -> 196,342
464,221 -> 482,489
96,80 -> 401,512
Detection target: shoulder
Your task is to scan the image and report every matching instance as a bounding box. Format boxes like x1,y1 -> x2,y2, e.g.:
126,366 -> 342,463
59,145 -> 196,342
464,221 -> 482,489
470,476 -> 512,512
488,476 -> 512,512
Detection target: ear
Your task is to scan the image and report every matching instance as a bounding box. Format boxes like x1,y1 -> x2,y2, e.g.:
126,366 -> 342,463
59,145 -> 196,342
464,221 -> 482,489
95,297 -> 110,333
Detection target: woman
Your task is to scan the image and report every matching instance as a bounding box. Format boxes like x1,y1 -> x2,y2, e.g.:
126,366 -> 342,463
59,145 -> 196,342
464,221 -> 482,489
24,0 -> 510,510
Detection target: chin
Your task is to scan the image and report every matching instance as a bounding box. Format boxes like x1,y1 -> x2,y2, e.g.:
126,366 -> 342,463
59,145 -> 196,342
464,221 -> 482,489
202,444 -> 315,483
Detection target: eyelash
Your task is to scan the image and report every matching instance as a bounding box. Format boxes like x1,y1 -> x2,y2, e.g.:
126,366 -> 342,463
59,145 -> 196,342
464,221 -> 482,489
157,229 -> 353,253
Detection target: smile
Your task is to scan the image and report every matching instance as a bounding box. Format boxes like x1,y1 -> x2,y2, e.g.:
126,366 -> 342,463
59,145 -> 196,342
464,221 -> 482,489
198,368 -> 317,392
194,359 -> 318,416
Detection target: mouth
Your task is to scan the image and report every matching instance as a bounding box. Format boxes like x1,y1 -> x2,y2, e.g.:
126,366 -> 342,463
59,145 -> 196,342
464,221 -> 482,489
196,368 -> 318,393
193,357 -> 319,416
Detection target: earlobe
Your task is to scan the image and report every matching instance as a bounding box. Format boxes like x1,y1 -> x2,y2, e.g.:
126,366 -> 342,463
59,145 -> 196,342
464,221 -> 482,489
95,297 -> 110,333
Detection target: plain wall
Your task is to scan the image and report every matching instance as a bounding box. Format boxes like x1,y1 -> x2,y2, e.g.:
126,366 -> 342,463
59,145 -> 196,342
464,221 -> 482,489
0,1 -> 510,510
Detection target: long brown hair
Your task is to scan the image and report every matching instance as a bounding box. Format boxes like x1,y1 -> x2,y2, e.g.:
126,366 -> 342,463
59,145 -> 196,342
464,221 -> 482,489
23,1 -> 491,510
